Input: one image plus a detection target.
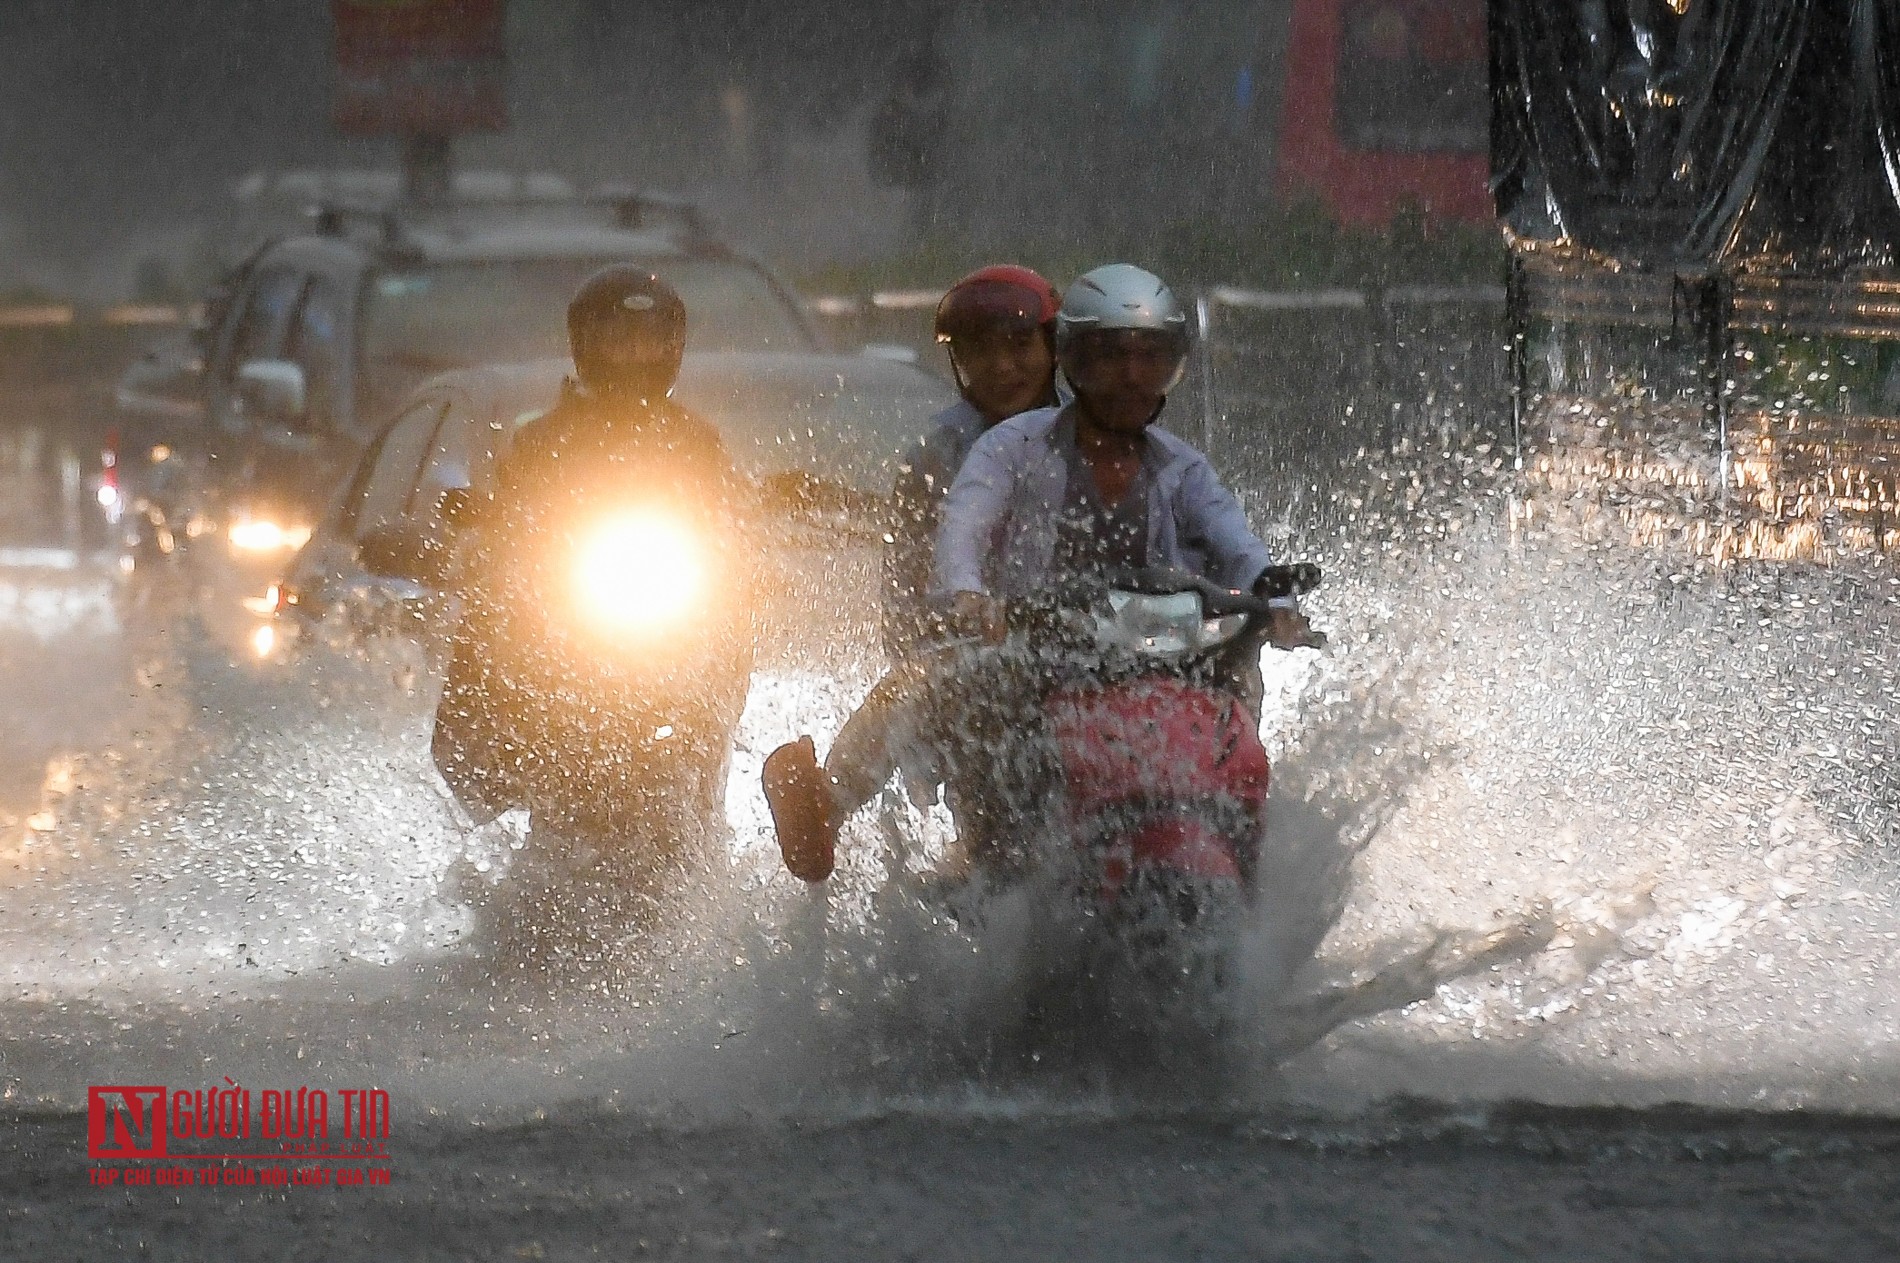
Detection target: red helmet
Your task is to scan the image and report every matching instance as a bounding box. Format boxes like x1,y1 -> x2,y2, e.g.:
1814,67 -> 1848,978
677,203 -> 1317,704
933,265 -> 1060,343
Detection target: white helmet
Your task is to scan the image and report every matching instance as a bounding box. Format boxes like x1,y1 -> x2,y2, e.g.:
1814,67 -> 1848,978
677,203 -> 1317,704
1055,264 -> 1191,394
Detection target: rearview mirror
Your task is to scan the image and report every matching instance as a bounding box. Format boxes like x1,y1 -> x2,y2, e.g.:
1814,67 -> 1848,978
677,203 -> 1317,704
235,360 -> 307,426
358,523 -> 448,587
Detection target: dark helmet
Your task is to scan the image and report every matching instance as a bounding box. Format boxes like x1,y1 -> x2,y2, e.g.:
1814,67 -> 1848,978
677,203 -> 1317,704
933,264 -> 1060,344
567,265 -> 688,401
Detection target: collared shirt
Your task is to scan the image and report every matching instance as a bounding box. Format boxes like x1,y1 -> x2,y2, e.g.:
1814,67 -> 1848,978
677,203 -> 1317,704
1049,411 -> 1153,582
932,403 -> 1276,599
882,382 -> 1066,656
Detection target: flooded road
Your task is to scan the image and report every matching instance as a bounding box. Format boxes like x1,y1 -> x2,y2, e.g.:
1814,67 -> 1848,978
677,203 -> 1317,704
11,1101 -> 1900,1261
1,433 -> 1897,1258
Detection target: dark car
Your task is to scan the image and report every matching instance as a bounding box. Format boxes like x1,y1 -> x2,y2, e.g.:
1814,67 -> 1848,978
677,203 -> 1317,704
276,354 -> 951,656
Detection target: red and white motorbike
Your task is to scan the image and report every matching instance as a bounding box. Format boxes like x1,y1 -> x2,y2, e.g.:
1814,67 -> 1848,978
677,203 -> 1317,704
783,563 -> 1322,1026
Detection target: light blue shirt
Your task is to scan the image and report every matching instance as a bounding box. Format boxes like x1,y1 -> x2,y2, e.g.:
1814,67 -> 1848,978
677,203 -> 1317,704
932,404 -> 1276,598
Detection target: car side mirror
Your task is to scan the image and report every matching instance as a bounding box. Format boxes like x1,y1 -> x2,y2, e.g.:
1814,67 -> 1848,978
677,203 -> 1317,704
235,360 -> 307,426
358,523 -> 448,587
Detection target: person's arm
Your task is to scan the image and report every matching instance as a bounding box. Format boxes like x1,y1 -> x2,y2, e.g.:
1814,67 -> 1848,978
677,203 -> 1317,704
673,408 -> 763,584
472,436 -> 538,543
1176,454 -> 1274,592
1177,455 -> 1324,648
931,425 -> 1018,598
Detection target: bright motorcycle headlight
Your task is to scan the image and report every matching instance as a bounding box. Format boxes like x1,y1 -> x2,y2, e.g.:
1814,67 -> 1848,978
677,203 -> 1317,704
570,510 -> 706,635
228,519 -> 311,553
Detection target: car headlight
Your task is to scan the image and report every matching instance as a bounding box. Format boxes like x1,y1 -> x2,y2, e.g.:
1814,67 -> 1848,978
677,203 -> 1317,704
570,509 -> 706,635
228,519 -> 312,553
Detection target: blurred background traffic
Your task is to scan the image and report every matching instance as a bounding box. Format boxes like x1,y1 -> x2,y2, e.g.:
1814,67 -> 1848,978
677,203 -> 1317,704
0,0 -> 1505,628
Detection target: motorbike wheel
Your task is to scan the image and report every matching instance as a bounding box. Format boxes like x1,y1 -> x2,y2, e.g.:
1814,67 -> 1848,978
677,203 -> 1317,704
1089,868 -> 1249,1043
463,809 -> 696,971
466,739 -> 730,971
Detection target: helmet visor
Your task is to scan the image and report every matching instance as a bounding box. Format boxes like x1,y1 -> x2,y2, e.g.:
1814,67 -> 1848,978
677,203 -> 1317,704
592,303 -> 684,359
936,279 -> 1053,342
579,304 -> 684,395
1063,327 -> 1188,371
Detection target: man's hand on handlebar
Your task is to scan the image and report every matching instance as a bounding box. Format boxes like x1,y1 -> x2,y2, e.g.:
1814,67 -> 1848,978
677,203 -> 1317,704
948,591 -> 1008,645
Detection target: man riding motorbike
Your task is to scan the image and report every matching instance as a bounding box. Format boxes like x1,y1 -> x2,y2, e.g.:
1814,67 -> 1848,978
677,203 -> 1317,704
937,263 -> 1316,654
763,265 -> 1061,875
432,266 -> 754,840
765,263 -> 1317,881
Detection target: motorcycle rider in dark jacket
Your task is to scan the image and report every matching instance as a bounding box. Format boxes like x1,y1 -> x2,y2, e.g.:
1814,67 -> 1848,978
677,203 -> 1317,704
433,266 -> 752,831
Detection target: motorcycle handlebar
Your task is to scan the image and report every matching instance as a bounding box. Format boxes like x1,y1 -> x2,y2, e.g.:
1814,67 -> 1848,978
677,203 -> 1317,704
961,563 -> 1324,637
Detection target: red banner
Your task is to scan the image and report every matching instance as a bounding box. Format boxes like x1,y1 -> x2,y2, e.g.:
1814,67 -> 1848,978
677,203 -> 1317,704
333,0 -> 507,135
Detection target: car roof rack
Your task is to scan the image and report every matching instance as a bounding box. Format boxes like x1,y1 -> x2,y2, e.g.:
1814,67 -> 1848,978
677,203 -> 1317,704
304,184 -> 722,255
235,168 -> 575,206
310,200 -> 406,244
588,187 -> 709,240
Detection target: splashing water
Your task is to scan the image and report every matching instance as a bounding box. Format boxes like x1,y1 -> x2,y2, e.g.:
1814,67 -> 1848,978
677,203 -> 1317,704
0,409 -> 1893,1124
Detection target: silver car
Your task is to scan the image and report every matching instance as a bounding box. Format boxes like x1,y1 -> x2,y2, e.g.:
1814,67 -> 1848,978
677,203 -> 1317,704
277,350 -> 951,652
